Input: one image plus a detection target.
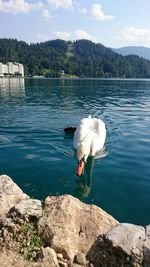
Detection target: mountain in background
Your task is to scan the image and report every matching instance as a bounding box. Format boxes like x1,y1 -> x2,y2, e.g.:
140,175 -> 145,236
112,46 -> 150,61
1,38 -> 150,78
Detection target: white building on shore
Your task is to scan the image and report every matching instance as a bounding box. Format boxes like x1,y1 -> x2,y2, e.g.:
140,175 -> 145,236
0,62 -> 24,77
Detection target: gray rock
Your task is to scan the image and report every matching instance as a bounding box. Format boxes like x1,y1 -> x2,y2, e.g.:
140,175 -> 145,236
38,247 -> 59,267
14,199 -> 43,219
0,174 -> 29,219
59,260 -> 68,267
71,264 -> 82,267
38,194 -> 118,261
145,224 -> 150,238
107,223 -> 145,256
74,253 -> 87,265
88,223 -> 145,267
144,225 -> 150,267
144,239 -> 150,267
57,253 -> 64,261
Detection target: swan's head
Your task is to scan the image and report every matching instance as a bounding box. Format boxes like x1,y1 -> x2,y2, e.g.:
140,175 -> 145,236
76,144 -> 90,176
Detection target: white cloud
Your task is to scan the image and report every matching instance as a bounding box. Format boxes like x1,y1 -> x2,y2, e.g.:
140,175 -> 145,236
47,0 -> 73,10
74,29 -> 96,42
42,9 -> 53,20
53,31 -> 71,40
37,29 -> 97,42
0,0 -> 42,14
36,32 -> 71,41
116,26 -> 150,46
78,7 -> 87,14
91,3 -> 115,21
53,29 -> 96,42
74,1 -> 87,14
36,34 -> 51,41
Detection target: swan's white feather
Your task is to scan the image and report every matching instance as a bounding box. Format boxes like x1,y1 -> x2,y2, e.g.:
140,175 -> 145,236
73,116 -> 106,161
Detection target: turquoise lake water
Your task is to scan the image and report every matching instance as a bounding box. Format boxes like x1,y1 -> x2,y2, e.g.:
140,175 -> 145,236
0,78 -> 150,225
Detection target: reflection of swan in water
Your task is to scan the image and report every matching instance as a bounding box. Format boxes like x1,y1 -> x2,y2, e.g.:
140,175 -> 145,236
76,149 -> 107,198
73,115 -> 106,176
76,155 -> 94,198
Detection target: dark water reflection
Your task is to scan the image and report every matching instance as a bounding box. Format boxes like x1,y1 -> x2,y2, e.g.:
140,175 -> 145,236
0,78 -> 150,225
76,156 -> 96,199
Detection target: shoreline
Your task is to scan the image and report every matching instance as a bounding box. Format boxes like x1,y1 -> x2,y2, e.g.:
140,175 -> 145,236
1,76 -> 150,81
0,174 -> 150,267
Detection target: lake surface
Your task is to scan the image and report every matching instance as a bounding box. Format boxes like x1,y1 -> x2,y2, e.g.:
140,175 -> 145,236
0,77 -> 150,225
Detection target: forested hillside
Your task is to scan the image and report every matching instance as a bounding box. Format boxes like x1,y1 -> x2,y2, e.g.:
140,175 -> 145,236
1,38 -> 150,78
113,46 -> 150,61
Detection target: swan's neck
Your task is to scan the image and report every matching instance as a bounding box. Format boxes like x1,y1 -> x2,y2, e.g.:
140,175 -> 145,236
77,131 -> 94,162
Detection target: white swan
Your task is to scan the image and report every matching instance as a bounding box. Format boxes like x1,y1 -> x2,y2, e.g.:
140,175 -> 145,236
73,115 -> 106,176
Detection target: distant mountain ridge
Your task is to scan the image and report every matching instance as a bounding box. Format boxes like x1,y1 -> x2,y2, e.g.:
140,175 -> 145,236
113,46 -> 150,61
1,38 -> 150,78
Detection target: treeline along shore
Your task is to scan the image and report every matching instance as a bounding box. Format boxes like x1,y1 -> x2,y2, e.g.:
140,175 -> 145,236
1,38 -> 150,78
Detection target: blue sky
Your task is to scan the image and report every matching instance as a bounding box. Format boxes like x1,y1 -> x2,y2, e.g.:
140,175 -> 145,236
0,0 -> 150,47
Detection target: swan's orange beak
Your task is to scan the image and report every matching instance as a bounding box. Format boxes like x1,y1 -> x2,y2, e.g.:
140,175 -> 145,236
76,160 -> 85,176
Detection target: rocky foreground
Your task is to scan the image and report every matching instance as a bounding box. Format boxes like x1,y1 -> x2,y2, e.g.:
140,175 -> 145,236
0,174 -> 150,267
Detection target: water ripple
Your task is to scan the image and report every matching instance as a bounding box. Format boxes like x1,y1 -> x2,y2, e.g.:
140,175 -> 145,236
1,78 -> 150,225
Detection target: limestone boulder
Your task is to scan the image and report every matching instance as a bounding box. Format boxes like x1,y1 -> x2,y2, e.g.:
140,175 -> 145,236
88,223 -> 145,267
14,199 -> 43,219
38,194 -> 118,261
0,174 -> 29,219
107,223 -> 145,255
144,225 -> 150,267
38,247 -> 59,267
74,252 -> 88,265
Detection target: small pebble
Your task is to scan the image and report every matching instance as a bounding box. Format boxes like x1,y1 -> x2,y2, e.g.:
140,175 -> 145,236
74,253 -> 87,265
32,251 -> 37,258
57,253 -> 64,260
59,260 -> 68,267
